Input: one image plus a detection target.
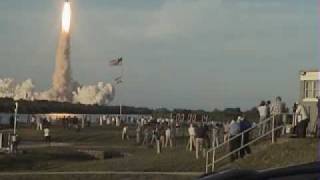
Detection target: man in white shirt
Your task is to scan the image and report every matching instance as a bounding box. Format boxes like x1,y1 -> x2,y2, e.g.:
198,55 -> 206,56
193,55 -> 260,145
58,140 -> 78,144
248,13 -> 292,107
44,128 -> 51,143
270,96 -> 285,139
165,127 -> 172,148
122,125 -> 129,140
188,124 -> 196,151
136,125 -> 141,144
257,101 -> 268,135
212,124 -> 219,148
295,103 -> 309,138
116,117 -> 121,127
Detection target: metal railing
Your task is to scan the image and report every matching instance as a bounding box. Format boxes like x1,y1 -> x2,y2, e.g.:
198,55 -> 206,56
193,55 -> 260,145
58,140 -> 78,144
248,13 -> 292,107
205,114 -> 287,173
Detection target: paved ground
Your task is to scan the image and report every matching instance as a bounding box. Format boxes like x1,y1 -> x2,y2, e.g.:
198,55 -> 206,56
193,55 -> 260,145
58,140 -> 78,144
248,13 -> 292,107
0,171 -> 202,176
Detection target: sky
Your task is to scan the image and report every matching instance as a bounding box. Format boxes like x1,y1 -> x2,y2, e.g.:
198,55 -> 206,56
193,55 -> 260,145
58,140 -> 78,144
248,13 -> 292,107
0,0 -> 317,111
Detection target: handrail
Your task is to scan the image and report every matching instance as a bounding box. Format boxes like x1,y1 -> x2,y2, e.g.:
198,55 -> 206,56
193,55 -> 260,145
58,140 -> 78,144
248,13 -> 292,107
205,114 -> 288,173
214,125 -> 283,164
207,116 -> 273,154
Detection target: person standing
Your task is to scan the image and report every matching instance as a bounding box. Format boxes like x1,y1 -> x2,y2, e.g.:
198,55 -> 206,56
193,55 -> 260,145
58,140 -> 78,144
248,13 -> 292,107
122,124 -> 129,140
223,121 -> 230,143
159,125 -> 166,148
136,125 -> 141,144
229,120 -> 240,161
99,116 -> 103,126
270,96 -> 284,139
239,116 -> 252,158
257,101 -> 268,135
165,126 -> 173,148
150,126 -> 157,145
188,124 -> 196,151
212,123 -> 219,148
156,129 -> 161,154
142,126 -> 150,145
116,116 -> 121,127
195,125 -> 205,159
295,103 -> 309,138
31,115 -> 36,129
292,102 -> 298,134
44,127 -> 51,143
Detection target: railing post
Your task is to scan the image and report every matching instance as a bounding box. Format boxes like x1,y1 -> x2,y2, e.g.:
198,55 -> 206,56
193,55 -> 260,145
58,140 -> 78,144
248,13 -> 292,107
212,149 -> 216,172
272,116 -> 275,144
0,133 -> 2,149
241,132 -> 244,147
205,151 -> 209,173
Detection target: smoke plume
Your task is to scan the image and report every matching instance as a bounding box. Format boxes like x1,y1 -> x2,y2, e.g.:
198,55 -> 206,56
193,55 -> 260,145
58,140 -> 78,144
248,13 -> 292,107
0,1 -> 115,105
52,30 -> 73,101
0,78 -> 115,105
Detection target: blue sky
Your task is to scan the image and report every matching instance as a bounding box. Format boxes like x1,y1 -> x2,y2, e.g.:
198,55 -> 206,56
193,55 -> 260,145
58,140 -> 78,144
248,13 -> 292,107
0,0 -> 317,110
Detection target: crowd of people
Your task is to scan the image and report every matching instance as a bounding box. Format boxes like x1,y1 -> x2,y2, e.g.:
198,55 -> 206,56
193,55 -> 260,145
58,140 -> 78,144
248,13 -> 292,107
1,95 -> 315,159
257,96 -> 310,139
122,118 -> 174,154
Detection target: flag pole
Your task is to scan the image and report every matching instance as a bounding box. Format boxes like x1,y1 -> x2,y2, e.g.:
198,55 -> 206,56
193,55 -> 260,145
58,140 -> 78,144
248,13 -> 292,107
119,59 -> 124,121
14,102 -> 18,135
110,57 -> 124,121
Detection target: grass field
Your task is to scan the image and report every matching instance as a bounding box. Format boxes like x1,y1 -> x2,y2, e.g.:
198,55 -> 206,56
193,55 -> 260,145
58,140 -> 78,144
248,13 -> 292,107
0,125 -> 318,180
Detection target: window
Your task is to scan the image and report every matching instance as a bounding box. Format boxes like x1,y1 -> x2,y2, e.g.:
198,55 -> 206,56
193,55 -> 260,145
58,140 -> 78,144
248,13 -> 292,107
304,80 -> 320,99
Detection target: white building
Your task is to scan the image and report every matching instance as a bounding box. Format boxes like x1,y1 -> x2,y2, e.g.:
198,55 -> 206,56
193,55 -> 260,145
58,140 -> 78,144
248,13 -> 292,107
299,70 -> 319,134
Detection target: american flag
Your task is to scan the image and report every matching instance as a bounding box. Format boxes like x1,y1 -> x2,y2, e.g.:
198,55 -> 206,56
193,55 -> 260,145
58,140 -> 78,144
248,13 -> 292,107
109,57 -> 123,66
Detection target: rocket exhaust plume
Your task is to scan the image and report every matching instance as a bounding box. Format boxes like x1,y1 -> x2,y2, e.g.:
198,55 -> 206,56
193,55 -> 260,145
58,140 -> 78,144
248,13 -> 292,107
0,0 -> 115,105
62,2 -> 71,33
52,1 -> 73,101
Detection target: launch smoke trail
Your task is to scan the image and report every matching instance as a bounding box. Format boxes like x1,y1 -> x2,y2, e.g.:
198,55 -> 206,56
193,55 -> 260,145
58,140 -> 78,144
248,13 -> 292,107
0,0 -> 115,105
52,1 -> 73,101
52,29 -> 73,101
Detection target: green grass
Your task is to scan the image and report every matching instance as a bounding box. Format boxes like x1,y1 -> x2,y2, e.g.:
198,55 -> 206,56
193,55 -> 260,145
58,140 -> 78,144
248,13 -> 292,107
1,126 -> 206,172
232,138 -> 318,170
0,126 -> 318,180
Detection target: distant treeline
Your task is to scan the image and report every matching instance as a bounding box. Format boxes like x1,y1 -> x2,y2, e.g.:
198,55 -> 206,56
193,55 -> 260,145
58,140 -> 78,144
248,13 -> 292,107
0,98 -> 152,115
0,98 -> 259,122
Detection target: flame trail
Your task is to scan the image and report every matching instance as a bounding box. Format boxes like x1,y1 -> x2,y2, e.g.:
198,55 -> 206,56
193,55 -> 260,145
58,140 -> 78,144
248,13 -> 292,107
62,2 -> 71,33
52,1 -> 73,101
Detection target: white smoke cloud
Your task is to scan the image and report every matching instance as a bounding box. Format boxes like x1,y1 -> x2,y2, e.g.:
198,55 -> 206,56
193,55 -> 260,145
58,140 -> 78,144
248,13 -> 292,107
0,78 -> 115,105
73,82 -> 115,105
0,78 -> 16,98
14,79 -> 34,100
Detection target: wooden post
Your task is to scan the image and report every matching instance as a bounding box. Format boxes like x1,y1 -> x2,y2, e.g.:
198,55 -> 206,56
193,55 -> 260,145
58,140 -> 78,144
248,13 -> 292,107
272,116 -> 275,143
